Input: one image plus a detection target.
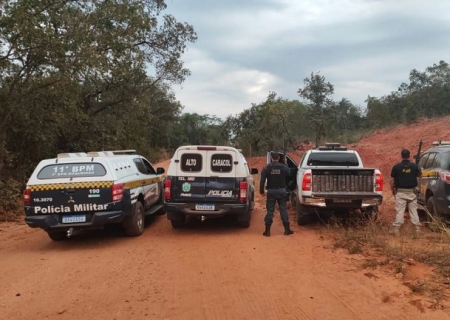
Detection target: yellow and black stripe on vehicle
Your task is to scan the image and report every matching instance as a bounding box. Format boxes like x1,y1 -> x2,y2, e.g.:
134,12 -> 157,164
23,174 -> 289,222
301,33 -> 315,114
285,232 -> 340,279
421,170 -> 439,178
124,176 -> 164,189
28,181 -> 114,191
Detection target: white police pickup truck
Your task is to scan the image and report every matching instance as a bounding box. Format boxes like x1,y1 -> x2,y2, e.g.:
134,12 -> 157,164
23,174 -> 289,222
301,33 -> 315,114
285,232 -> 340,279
269,143 -> 384,225
163,145 -> 258,228
23,150 -> 166,240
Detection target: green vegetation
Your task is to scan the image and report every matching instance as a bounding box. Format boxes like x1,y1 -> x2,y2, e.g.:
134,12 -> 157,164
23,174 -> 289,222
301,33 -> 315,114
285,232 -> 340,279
1,1 -> 450,217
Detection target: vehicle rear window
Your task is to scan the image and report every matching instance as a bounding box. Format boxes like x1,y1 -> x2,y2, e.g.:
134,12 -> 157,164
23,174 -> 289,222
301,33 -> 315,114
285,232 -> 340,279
37,163 -> 107,179
211,154 -> 233,173
180,153 -> 202,172
307,152 -> 359,166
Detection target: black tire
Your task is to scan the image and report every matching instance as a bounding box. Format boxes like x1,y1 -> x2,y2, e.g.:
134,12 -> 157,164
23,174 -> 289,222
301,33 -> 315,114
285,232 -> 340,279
124,201 -> 145,236
47,230 -> 67,241
426,196 -> 441,232
170,216 -> 186,229
235,203 -> 252,228
235,220 -> 250,228
296,201 -> 315,225
155,190 -> 166,216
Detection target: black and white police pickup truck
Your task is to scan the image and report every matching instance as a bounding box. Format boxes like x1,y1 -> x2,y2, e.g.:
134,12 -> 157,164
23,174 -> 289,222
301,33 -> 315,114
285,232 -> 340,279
23,150 -> 166,240
270,143 -> 384,225
163,145 -> 258,228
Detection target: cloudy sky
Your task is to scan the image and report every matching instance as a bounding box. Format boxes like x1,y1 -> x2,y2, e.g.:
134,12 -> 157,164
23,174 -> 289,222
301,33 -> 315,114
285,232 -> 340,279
166,0 -> 450,119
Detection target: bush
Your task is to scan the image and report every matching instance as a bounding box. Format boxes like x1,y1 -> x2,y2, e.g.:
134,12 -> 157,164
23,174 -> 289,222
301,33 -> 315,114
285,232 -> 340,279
0,178 -> 23,221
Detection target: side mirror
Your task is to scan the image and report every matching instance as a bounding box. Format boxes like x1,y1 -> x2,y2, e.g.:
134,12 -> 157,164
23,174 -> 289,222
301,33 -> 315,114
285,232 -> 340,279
250,168 -> 258,175
156,167 -> 165,174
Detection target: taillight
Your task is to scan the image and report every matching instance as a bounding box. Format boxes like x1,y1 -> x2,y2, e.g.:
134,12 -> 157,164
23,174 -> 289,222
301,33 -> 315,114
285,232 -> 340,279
164,179 -> 172,201
440,171 -> 450,183
197,146 -> 217,150
23,188 -> 31,206
112,183 -> 125,202
302,173 -> 311,191
375,173 -> 384,191
239,181 -> 247,202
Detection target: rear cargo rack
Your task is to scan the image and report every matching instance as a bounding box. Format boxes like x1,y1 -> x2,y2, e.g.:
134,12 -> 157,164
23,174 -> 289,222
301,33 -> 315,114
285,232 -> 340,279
432,140 -> 450,146
87,150 -> 137,157
57,152 -> 88,158
56,150 -> 137,159
317,142 -> 347,151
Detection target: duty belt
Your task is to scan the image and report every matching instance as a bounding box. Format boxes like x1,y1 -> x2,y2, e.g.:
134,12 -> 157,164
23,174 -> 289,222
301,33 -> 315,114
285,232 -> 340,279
396,188 -> 415,193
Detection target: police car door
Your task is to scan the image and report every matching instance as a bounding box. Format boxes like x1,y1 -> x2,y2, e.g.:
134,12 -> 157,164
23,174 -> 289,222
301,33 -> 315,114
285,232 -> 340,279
205,150 -> 237,202
133,157 -> 159,209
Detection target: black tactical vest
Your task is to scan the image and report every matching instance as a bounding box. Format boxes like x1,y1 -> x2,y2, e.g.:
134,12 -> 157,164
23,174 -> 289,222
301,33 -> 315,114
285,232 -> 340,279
395,161 -> 419,188
266,162 -> 288,189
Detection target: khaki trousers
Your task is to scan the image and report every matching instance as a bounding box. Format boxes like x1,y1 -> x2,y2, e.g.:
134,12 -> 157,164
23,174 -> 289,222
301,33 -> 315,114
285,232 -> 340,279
393,191 -> 421,227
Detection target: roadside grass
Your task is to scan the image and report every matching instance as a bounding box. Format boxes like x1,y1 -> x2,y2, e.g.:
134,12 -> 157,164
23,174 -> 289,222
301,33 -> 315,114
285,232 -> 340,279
327,208 -> 450,305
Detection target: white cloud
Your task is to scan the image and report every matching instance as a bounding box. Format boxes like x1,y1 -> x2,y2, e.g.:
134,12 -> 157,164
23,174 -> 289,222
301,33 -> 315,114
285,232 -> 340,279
167,0 -> 450,118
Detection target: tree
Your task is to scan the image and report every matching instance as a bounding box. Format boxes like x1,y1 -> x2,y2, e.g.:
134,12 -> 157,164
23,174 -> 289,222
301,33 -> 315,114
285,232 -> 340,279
297,72 -> 334,146
0,0 -> 197,214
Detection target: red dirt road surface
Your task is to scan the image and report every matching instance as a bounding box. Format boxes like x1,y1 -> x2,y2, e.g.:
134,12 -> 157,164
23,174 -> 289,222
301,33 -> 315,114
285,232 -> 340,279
2,117 -> 450,319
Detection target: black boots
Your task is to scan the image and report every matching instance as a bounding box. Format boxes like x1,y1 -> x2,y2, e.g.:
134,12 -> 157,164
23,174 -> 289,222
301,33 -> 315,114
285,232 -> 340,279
263,224 -> 271,237
263,223 -> 293,236
283,223 -> 294,236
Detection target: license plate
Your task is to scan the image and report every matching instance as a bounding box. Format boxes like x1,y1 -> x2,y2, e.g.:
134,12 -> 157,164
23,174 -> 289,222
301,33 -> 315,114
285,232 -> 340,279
333,199 -> 352,203
195,204 -> 215,211
62,215 -> 86,223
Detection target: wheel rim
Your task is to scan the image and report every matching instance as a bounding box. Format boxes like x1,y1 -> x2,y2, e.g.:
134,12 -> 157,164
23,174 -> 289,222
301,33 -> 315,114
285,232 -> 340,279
137,207 -> 144,231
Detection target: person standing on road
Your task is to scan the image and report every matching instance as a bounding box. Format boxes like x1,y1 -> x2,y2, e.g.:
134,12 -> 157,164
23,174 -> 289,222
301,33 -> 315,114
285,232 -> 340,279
260,152 -> 293,237
390,149 -> 422,236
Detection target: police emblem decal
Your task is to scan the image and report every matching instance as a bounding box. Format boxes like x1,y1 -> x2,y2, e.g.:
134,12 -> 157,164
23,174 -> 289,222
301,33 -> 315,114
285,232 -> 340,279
182,182 -> 191,192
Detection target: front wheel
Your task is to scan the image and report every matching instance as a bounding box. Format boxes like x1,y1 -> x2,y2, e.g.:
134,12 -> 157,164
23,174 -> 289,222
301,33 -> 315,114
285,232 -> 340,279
123,201 -> 145,236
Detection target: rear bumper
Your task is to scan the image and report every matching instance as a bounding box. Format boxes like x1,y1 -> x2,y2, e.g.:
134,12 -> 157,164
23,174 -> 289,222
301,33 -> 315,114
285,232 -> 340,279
164,202 -> 249,217
302,193 -> 383,208
25,210 -> 125,230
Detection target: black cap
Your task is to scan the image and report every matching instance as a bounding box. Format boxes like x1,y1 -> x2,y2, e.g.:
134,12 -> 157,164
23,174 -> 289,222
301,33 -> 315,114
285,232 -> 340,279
271,151 -> 280,159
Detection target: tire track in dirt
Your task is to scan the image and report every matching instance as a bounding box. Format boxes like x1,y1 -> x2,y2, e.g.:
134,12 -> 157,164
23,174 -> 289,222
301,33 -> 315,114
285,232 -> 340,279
1,191 -> 450,319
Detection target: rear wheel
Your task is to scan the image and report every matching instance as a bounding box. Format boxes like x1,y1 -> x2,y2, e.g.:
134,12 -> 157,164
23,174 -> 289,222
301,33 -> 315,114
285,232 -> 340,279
124,201 -> 145,236
426,196 -> 442,232
296,201 -> 316,225
170,213 -> 186,228
155,189 -> 166,216
235,202 -> 252,228
47,230 -> 67,241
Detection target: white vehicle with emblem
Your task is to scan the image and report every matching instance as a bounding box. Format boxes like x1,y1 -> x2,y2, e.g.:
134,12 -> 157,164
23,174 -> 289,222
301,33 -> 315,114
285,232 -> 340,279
270,143 -> 384,225
23,150 -> 166,240
163,145 -> 258,228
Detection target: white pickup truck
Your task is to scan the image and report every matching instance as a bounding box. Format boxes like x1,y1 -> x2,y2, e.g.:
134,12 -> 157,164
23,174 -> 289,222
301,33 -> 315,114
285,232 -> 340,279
269,143 -> 384,225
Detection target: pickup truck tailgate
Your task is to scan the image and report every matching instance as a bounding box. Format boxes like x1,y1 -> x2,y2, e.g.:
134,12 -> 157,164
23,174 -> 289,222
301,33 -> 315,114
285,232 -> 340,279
312,169 -> 375,193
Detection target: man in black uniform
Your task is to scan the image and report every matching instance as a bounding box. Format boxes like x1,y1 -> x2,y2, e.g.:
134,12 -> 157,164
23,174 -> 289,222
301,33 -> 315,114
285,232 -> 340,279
260,152 -> 293,237
390,149 -> 422,236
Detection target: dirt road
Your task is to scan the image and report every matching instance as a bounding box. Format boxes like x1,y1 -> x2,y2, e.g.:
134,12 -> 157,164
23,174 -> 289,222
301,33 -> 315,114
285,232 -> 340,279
1,195 -> 449,320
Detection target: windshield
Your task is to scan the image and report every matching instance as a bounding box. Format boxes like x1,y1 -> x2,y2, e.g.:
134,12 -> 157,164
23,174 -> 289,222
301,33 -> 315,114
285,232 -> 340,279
307,152 -> 359,166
